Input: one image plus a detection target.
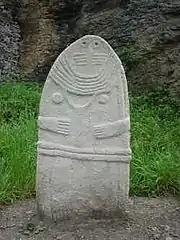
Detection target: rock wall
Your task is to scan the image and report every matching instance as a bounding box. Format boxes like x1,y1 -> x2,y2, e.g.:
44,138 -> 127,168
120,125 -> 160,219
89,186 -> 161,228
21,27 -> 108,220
1,0 -> 180,102
0,1 -> 20,81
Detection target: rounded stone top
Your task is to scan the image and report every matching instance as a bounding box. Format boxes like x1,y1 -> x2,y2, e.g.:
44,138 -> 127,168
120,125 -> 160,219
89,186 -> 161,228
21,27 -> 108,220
48,35 -> 125,96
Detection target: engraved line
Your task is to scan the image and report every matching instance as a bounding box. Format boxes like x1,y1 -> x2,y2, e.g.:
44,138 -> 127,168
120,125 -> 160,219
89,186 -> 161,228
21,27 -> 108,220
94,118 -> 130,128
54,58 -> 99,91
57,131 -> 69,134
67,84 -> 109,96
50,71 -> 88,97
73,58 -> 87,62
53,63 -> 73,82
51,67 -> 106,89
50,70 -> 75,92
92,53 -> 108,57
57,128 -> 70,132
92,55 -> 107,58
57,121 -> 71,125
68,69 -> 114,89
38,141 -> 131,156
75,63 -> 88,66
92,62 -> 104,65
73,55 -> 87,58
73,75 -> 108,84
68,65 -> 106,79
70,67 -> 110,85
73,60 -> 88,63
50,55 -> 117,96
38,117 -> 71,124
70,76 -> 108,86
91,59 -> 107,62
73,57 -> 87,60
72,77 -> 107,85
52,65 -> 76,87
91,61 -> 107,64
65,74 -> 114,96
57,130 -> 70,133
57,57 -> 77,80
73,53 -> 86,56
65,93 -> 98,108
57,120 -> 70,124
62,55 -> 109,82
70,82 -> 108,91
73,60 -> 87,63
50,72 -> 109,96
57,125 -> 70,129
73,57 -> 87,61
51,64 -> 110,93
50,70 -> 72,90
92,54 -> 108,56
57,119 -> 71,123
66,64 -> 107,82
120,65 -> 129,119
39,128 -> 69,136
91,58 -> 107,61
64,55 -> 108,80
51,73 -> 111,95
57,131 -> 69,135
65,55 -> 116,83
57,127 -> 69,131
50,70 -> 72,88
70,82 -> 108,90
38,148 -> 130,163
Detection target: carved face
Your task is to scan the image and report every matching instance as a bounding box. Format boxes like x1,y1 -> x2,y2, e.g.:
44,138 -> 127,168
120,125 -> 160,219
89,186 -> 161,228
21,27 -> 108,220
49,35 -> 117,95
67,36 -> 109,77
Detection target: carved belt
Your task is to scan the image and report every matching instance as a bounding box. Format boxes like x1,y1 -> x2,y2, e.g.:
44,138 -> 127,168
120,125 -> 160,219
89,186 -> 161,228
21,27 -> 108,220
37,141 -> 131,163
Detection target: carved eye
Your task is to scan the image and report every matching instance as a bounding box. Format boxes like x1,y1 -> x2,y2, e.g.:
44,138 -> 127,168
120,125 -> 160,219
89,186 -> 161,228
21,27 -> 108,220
92,41 -> 100,49
52,92 -> 64,104
81,40 -> 88,48
99,94 -> 109,104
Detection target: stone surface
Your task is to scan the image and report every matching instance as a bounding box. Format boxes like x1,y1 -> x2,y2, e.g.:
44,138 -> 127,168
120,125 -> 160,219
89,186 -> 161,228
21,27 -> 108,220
36,35 -> 131,221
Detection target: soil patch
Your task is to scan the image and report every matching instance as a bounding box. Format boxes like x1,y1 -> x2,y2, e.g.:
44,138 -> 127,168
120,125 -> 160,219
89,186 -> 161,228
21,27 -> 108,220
0,197 -> 180,240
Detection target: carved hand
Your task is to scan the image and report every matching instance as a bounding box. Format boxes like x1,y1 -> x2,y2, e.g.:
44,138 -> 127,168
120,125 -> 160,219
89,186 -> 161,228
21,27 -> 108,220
38,117 -> 71,136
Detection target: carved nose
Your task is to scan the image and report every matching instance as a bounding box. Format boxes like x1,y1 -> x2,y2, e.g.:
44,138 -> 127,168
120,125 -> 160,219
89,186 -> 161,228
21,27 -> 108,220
89,45 -> 94,54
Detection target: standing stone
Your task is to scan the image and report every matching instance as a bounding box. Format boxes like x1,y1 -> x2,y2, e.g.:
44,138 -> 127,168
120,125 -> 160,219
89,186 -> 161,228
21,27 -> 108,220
36,35 -> 131,221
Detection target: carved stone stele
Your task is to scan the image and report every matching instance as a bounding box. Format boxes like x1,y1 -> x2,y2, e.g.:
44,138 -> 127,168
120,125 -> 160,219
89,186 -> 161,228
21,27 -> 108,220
36,35 -> 131,221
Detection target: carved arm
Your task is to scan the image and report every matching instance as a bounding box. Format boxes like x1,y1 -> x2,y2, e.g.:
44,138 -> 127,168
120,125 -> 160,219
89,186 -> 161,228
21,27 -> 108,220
38,116 -> 71,136
93,118 -> 130,139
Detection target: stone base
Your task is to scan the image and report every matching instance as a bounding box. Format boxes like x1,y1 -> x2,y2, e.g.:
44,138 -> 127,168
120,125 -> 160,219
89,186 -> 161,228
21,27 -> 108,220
36,155 -> 130,222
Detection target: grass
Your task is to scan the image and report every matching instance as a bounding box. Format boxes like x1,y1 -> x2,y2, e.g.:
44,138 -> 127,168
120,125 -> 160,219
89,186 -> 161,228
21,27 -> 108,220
130,97 -> 180,196
0,82 -> 180,204
0,83 -> 41,203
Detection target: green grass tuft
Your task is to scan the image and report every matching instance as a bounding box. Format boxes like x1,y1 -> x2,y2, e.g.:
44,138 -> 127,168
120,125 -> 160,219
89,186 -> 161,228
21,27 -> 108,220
130,99 -> 180,196
0,82 -> 180,203
0,82 -> 41,123
0,118 -> 37,203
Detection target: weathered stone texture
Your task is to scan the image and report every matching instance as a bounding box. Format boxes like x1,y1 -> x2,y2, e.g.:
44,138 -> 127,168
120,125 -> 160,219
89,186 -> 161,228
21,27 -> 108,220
36,35 -> 131,221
